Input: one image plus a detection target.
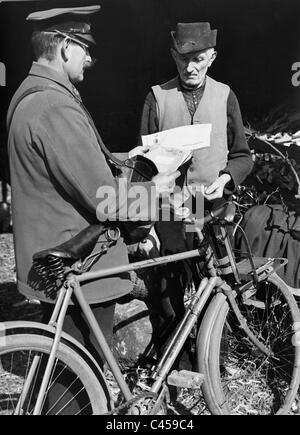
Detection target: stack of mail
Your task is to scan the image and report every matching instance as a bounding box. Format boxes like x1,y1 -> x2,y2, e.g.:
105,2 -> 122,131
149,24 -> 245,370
129,123 -> 212,173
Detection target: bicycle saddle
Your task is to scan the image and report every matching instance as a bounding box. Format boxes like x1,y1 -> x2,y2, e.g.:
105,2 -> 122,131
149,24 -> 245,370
33,223 -> 107,262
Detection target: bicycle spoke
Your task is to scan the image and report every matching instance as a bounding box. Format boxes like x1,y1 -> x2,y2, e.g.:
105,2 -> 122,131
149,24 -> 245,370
220,287 -> 297,413
0,338 -> 105,415
53,386 -> 87,415
45,373 -> 86,415
198,277 -> 300,415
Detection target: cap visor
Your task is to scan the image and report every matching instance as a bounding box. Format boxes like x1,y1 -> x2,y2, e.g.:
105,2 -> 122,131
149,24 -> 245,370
74,33 -> 96,45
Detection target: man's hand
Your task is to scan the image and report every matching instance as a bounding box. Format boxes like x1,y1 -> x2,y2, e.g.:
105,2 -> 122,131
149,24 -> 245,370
131,145 -> 150,156
152,171 -> 180,195
202,173 -> 232,201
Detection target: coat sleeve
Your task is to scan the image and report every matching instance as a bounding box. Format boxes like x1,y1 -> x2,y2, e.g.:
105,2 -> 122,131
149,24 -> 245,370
221,90 -> 254,193
34,93 -> 155,222
139,90 -> 159,141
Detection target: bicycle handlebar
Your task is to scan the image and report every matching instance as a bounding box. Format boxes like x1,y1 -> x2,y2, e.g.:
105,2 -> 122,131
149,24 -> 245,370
181,201 -> 236,226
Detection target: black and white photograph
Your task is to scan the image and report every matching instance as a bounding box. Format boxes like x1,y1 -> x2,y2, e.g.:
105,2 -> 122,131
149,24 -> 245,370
0,0 -> 300,417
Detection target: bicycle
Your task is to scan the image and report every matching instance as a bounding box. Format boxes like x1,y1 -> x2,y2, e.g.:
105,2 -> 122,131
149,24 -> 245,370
1,201 -> 300,415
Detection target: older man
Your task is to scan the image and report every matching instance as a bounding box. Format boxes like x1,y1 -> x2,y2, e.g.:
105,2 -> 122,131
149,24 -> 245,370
7,5 -> 178,367
139,22 -> 253,352
141,22 -> 253,197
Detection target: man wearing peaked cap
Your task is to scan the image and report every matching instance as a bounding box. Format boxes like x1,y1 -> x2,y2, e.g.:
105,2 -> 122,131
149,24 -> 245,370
25,5 -> 101,84
7,4 -> 179,413
26,5 -> 100,47
138,22 -> 253,353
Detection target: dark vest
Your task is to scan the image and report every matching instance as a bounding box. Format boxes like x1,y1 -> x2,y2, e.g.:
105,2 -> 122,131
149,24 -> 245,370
152,75 -> 229,186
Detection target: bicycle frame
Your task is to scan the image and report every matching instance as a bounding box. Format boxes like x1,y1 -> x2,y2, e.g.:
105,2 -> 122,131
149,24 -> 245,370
31,247 -> 205,414
23,219 -> 289,415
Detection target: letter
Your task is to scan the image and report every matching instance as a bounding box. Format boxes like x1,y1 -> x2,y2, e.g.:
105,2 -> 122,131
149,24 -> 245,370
150,420 -> 158,430
116,178 -> 129,220
106,422 -> 112,430
96,185 -> 117,221
291,62 -> 300,87
150,184 -> 158,221
133,422 -> 140,433
0,62 -> 5,87
128,184 -> 150,221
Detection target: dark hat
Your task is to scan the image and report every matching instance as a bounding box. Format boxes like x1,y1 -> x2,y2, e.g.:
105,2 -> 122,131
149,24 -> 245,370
26,5 -> 101,46
171,22 -> 217,54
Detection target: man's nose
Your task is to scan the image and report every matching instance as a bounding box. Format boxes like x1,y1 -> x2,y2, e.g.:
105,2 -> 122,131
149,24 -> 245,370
85,54 -> 92,63
186,61 -> 196,72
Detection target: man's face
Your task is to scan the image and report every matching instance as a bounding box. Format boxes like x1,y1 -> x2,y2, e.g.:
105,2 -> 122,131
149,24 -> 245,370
64,41 -> 93,83
171,48 -> 216,88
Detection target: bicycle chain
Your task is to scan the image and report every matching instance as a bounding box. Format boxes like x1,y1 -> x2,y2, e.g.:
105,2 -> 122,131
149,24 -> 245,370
103,391 -> 158,415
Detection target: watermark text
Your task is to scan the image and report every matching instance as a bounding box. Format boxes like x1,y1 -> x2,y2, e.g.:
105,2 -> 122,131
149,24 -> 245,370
0,62 -> 6,86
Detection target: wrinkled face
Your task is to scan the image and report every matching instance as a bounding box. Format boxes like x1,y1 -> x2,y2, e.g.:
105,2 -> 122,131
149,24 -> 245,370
64,41 -> 93,83
171,48 -> 216,88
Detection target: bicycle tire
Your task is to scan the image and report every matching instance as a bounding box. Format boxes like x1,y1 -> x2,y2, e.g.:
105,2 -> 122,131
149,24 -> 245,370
0,334 -> 108,415
197,276 -> 300,415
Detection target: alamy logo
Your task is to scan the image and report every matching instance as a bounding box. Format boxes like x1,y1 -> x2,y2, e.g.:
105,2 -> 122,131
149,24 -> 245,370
95,179 -> 205,232
0,62 -> 6,86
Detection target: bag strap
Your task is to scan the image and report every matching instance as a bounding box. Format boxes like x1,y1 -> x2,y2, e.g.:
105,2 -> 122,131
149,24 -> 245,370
75,96 -> 125,167
7,84 -> 124,166
7,86 -> 58,132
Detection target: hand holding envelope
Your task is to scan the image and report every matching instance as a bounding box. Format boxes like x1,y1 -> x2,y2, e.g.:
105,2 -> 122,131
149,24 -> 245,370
129,123 -> 212,173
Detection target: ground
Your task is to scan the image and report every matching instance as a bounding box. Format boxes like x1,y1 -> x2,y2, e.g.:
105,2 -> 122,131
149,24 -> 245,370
0,233 -> 42,323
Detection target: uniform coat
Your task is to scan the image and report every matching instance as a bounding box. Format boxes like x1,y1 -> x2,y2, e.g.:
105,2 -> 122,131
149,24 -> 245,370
7,62 -> 153,304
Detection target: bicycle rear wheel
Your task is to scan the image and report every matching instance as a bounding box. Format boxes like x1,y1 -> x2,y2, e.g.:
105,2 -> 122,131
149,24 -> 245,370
197,276 -> 300,415
0,334 -> 108,415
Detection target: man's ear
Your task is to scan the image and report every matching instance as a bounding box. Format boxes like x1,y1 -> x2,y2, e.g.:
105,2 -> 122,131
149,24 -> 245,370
208,50 -> 217,67
61,38 -> 71,62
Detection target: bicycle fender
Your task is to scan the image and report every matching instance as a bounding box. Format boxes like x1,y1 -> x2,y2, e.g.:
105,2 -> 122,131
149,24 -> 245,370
0,320 -> 113,407
268,272 -> 300,298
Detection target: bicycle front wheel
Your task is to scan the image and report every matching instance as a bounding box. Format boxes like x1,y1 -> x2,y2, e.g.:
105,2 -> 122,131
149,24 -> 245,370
0,334 -> 108,415
197,276 -> 300,415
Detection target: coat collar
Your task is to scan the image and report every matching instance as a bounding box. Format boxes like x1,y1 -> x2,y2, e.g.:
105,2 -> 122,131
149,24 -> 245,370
28,62 -> 82,101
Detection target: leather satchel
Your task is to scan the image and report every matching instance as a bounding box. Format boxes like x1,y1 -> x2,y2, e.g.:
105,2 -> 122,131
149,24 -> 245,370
113,154 -> 158,244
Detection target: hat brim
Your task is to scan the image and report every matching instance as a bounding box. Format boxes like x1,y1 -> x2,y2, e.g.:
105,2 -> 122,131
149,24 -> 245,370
171,29 -> 217,54
72,33 -> 96,45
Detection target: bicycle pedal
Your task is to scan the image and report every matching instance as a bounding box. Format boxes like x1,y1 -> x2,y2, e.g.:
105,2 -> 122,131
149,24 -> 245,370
167,370 -> 204,389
